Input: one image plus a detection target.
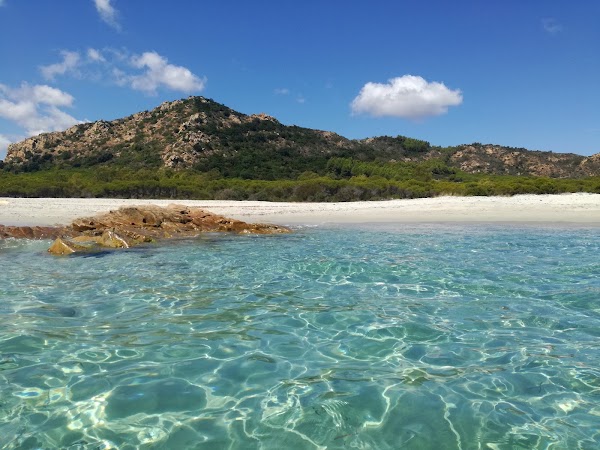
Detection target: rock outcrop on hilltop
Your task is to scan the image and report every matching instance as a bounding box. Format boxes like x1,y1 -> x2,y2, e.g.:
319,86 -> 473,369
2,97 -> 351,175
2,96 -> 599,178
0,205 -> 291,255
448,144 -> 592,177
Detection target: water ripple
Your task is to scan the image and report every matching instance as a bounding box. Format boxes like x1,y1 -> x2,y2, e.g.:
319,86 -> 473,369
1,224 -> 599,448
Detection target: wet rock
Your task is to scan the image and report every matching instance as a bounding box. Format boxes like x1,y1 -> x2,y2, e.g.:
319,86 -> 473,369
0,225 -> 65,240
98,230 -> 130,248
4,204 -> 291,255
47,238 -> 84,255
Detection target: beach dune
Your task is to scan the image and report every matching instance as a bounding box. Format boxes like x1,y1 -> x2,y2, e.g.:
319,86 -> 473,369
0,194 -> 599,227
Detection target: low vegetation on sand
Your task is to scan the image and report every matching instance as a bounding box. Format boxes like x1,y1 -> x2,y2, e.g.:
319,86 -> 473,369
0,158 -> 598,201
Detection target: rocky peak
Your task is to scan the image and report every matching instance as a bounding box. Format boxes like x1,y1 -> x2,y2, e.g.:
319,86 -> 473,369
158,98 -> 187,112
249,113 -> 278,123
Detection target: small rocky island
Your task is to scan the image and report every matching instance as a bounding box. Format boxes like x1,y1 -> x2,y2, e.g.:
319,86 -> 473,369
0,204 -> 290,255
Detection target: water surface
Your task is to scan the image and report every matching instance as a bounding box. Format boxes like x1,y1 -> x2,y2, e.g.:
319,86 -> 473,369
1,224 -> 599,449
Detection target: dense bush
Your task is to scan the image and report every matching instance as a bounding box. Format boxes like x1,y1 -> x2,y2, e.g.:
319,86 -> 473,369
0,163 -> 597,201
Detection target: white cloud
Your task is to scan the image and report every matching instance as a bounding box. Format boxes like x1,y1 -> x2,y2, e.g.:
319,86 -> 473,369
296,96 -> 306,104
36,48 -> 206,95
129,51 -> 206,94
0,83 -> 74,109
0,83 -> 82,137
351,75 -> 463,120
112,67 -> 128,86
40,48 -> 110,80
274,88 -> 290,95
87,48 -> 105,62
28,84 -> 74,107
542,18 -> 563,34
94,0 -> 120,30
40,50 -> 81,80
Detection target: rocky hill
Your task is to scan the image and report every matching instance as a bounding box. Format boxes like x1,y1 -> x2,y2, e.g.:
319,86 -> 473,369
3,96 -> 599,178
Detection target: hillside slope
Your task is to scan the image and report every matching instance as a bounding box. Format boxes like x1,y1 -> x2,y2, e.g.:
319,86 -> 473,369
3,96 -> 599,178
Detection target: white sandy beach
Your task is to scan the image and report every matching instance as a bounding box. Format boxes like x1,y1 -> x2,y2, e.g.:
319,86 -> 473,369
0,193 -> 599,227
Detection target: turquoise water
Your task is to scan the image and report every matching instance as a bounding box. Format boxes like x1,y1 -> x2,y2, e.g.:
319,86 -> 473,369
1,224 -> 599,449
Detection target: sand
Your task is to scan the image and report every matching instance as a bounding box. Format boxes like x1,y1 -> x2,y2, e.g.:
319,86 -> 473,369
0,194 -> 599,227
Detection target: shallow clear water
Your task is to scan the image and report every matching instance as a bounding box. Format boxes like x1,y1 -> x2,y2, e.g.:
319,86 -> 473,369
1,224 -> 599,449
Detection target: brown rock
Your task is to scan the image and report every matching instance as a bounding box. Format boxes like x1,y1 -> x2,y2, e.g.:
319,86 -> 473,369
48,238 -> 84,255
98,230 -> 130,248
2,204 -> 291,255
0,225 -> 65,240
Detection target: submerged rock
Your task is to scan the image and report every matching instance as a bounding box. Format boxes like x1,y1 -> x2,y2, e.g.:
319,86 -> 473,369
47,237 -> 83,255
0,204 -> 291,255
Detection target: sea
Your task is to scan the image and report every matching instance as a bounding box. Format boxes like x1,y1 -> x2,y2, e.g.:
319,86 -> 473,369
0,223 -> 599,449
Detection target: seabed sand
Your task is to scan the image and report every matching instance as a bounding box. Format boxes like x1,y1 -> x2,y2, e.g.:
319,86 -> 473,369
0,193 -> 599,227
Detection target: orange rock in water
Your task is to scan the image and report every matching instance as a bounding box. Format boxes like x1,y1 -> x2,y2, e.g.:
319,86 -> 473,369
45,204 -> 289,255
47,237 -> 83,255
1,204 -> 291,255
0,225 -> 65,240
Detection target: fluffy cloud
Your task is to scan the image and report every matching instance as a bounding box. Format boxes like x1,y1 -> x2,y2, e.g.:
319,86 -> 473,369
351,75 -> 463,120
274,88 -> 290,95
40,51 -> 81,80
40,49 -> 108,82
40,48 -> 206,95
0,83 -> 81,137
94,0 -> 120,30
87,48 -> 106,62
9,84 -> 72,105
129,52 -> 206,94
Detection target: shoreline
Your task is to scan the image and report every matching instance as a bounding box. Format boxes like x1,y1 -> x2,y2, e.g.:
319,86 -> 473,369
0,193 -> 599,227
0,193 -> 600,227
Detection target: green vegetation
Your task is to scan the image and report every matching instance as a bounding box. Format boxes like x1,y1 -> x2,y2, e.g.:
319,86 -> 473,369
1,97 -> 597,201
0,159 -> 598,201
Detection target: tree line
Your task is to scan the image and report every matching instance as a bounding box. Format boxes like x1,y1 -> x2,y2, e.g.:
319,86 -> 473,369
0,159 -> 598,201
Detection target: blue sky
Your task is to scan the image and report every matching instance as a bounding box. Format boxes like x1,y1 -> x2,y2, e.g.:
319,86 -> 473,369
1,1 -> 599,159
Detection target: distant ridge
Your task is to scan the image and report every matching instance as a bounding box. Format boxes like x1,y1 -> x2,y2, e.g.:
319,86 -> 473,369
3,96 -> 599,178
